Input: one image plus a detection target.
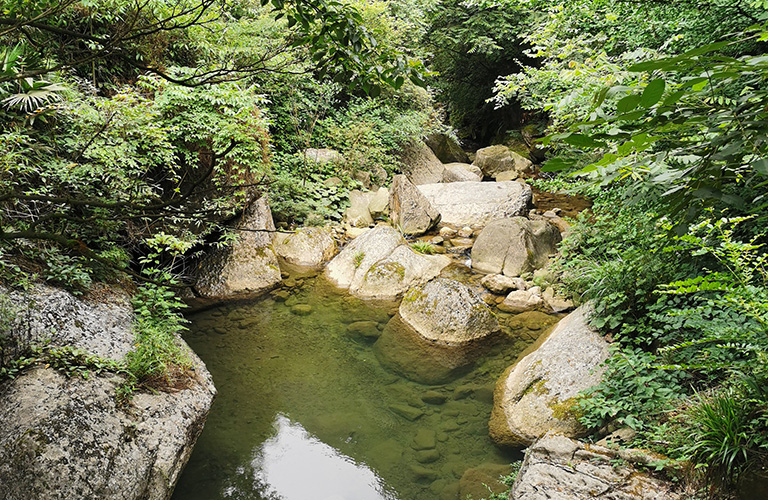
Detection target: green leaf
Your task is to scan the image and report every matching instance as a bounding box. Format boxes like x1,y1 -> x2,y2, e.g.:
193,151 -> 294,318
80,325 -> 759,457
562,133 -> 606,149
541,157 -> 575,172
641,79 -> 665,108
617,94 -> 641,113
752,158 -> 768,177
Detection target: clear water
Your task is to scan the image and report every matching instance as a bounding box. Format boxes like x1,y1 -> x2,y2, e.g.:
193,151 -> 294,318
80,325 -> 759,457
172,275 -> 541,500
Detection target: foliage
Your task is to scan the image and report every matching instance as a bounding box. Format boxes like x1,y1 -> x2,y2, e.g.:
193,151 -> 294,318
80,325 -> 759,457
410,241 -> 436,254
123,280 -> 191,394
578,345 -> 688,431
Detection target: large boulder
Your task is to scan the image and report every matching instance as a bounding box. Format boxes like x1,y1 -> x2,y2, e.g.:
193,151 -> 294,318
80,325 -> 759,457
471,217 -> 561,276
0,286 -> 216,500
353,245 -> 451,300
324,225 -> 404,290
416,181 -> 532,227
399,278 -> 500,345
424,133 -> 470,164
442,163 -> 483,183
194,196 -> 281,299
345,189 -> 375,228
398,140 -> 446,185
473,145 -> 533,179
489,306 -> 609,447
368,187 -> 390,219
273,226 -> 338,270
510,433 -> 685,500
389,175 -> 441,236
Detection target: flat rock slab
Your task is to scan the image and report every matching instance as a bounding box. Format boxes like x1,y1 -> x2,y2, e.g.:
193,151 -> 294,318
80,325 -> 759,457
510,433 -> 685,499
416,181 -> 532,227
489,305 -> 609,447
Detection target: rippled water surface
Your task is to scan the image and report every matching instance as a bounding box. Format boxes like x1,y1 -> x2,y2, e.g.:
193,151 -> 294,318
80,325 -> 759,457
172,275 -> 538,500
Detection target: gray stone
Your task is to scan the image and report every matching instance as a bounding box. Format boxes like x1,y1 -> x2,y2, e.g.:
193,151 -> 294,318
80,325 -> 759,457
304,148 -> 343,164
273,226 -> 338,269
400,278 -> 500,345
345,190 -> 374,228
325,225 -> 404,290
352,245 -> 451,301
442,162 -> 482,183
481,274 -> 527,294
510,433 -> 685,499
399,140 -> 446,185
368,187 -> 390,219
0,287 -> 216,500
471,217 -> 561,277
473,144 -> 533,178
457,226 -> 474,238
439,227 -> 458,238
489,306 -> 610,447
195,196 -> 281,299
424,133 -> 469,163
542,287 -> 575,313
498,287 -> 544,313
417,182 -> 532,227
389,175 -> 441,236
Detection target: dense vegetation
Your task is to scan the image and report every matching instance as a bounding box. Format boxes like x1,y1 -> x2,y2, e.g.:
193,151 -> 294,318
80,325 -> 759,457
0,0 -> 766,497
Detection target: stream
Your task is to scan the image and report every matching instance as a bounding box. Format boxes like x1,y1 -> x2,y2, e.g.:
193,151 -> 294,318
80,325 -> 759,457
171,269 -> 554,500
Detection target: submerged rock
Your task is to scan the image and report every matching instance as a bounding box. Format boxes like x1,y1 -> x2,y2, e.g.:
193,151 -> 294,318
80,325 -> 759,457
510,433 -> 685,499
489,306 -> 609,447
417,181 -> 532,227
471,217 -> 561,277
0,286 -> 216,500
195,195 -> 281,299
273,226 -> 338,270
399,278 -> 500,346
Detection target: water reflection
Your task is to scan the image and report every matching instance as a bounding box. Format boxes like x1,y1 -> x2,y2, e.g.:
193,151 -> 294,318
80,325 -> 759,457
251,414 -> 397,500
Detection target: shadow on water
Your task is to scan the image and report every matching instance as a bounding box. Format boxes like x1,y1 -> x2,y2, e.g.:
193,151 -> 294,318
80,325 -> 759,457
173,276 -> 532,500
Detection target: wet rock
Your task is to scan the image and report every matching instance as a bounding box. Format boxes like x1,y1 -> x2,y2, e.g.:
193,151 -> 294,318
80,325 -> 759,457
424,133 -> 470,164
195,196 -> 281,299
457,226 -> 474,238
473,144 -> 533,179
459,463 -> 514,500
489,306 -> 609,447
411,465 -> 439,482
399,140 -> 446,185
290,304 -> 313,316
389,174 -> 441,236
422,391 -> 447,405
442,162 -> 482,183
412,429 -> 437,450
399,278 -> 500,346
471,217 -> 561,277
417,181 -> 532,227
481,274 -> 527,294
439,227 -> 458,238
416,449 -> 441,464
273,226 -> 338,270
389,404 -> 424,421
347,321 -> 382,340
510,433 -> 685,499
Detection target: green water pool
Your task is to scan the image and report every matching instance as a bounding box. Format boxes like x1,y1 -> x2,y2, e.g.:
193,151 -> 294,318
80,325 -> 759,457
172,275 -> 539,500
